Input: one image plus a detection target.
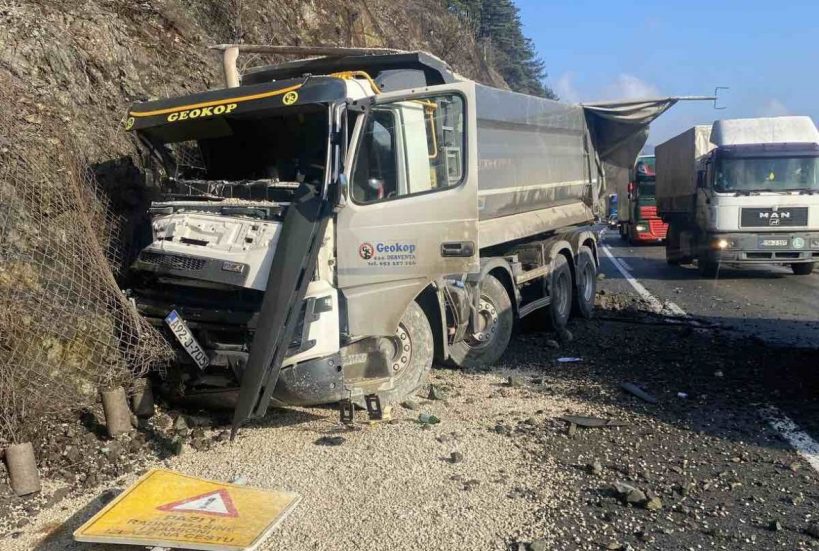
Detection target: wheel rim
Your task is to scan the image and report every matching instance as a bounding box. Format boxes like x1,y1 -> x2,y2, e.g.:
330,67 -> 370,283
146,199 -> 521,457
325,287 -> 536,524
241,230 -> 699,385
465,297 -> 499,349
380,323 -> 412,374
555,272 -> 570,317
579,263 -> 594,302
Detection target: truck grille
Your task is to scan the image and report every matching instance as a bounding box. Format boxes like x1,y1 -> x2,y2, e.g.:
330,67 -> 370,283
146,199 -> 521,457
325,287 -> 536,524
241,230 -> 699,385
140,252 -> 206,272
649,219 -> 668,238
639,206 -> 659,218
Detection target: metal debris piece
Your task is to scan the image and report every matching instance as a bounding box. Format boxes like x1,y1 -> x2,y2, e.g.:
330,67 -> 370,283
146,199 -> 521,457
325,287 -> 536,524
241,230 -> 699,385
620,383 -> 658,404
559,415 -> 628,428
418,413 -> 440,425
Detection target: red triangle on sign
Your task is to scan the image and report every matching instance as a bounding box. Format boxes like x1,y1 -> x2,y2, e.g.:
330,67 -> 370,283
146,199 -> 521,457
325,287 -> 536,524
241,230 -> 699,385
157,488 -> 239,518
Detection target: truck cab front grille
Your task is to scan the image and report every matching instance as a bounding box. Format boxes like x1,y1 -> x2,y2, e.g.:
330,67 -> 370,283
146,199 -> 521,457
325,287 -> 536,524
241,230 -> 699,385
140,252 -> 206,271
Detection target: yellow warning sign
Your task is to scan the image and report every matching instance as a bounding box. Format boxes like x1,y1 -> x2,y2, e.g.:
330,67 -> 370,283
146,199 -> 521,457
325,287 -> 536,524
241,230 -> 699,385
74,469 -> 301,551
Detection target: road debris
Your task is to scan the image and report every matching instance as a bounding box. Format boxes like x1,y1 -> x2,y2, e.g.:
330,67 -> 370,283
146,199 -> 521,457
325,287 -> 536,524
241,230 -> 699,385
418,413 -> 440,425
559,415 -> 627,428
427,385 -> 447,401
315,436 -> 345,446
620,382 -> 658,404
612,481 -> 646,505
589,460 -> 603,476
557,357 -> 582,363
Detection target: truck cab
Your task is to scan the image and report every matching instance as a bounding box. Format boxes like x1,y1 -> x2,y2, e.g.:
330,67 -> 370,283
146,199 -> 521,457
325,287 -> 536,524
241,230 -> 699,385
618,155 -> 668,243
658,116 -> 819,276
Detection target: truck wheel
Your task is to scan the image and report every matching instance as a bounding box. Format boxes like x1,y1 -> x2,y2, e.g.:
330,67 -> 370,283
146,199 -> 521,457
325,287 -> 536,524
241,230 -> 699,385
545,254 -> 573,330
572,246 -> 596,319
665,224 -> 681,265
619,224 -> 628,241
697,253 -> 720,277
791,263 -> 815,275
449,275 -> 513,369
383,301 -> 433,401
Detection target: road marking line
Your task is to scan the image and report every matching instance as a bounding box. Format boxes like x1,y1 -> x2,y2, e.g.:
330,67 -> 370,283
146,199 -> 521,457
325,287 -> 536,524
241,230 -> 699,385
618,258 -> 635,272
600,244 -> 687,317
761,406 -> 819,474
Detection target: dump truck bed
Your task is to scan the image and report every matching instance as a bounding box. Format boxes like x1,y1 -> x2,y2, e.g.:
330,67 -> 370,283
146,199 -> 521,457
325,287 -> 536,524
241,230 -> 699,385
474,85 -> 596,247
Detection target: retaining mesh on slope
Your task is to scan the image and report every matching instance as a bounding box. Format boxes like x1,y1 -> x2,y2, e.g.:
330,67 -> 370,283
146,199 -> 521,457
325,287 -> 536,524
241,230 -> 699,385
0,107 -> 172,444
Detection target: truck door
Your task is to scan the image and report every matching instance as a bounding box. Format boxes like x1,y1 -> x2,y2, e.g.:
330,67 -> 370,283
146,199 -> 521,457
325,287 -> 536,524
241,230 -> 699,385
336,82 -> 479,338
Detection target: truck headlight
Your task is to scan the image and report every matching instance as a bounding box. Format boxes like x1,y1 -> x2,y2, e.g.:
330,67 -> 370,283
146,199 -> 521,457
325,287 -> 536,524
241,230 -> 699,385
635,224 -> 647,232
714,239 -> 734,249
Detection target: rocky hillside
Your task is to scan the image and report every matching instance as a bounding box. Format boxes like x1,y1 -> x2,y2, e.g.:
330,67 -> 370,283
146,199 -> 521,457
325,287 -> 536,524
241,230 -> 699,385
0,0 -> 505,167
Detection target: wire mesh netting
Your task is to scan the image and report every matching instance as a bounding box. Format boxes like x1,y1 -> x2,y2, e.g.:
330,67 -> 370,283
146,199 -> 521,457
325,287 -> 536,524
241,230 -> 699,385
0,114 -> 173,444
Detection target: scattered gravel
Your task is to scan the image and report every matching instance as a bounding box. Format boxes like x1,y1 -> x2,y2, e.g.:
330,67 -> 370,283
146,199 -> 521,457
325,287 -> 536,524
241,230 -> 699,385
3,289 -> 819,550
3,368 -> 578,550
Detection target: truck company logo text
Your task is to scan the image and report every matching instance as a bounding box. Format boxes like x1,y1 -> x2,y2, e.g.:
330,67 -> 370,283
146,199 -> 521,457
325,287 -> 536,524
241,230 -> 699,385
166,103 -> 238,122
759,209 -> 790,226
359,241 -> 417,267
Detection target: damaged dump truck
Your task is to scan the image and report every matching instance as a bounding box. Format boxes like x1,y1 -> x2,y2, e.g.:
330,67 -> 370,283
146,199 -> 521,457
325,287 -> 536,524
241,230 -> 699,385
125,45 -> 673,431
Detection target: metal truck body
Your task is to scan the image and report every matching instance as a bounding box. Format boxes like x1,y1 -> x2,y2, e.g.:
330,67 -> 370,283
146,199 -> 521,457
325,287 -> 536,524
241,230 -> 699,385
617,155 -> 668,243
657,116 -> 819,276
124,47 -> 651,428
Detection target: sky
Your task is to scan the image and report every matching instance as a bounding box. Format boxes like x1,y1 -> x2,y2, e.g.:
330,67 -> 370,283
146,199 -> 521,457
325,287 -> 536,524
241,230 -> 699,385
516,0 -> 819,147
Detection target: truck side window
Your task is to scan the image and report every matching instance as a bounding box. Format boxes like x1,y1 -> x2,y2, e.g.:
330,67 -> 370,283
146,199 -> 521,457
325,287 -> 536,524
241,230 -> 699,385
351,94 -> 465,204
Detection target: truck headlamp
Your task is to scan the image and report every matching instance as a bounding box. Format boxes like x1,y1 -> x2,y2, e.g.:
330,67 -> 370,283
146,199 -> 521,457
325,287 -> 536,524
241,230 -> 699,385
635,224 -> 648,232
715,239 -> 734,249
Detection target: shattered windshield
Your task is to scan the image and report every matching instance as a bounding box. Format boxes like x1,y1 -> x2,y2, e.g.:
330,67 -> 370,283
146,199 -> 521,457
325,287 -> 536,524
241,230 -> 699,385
141,103 -> 329,201
715,155 -> 819,192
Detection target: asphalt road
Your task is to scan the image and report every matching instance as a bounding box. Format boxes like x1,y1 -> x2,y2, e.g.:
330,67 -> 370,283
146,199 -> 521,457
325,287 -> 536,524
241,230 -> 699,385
598,228 -> 819,348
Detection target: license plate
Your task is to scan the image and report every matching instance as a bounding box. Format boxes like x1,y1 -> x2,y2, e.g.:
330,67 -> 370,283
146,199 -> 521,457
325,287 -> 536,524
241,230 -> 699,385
164,310 -> 209,369
759,238 -> 788,248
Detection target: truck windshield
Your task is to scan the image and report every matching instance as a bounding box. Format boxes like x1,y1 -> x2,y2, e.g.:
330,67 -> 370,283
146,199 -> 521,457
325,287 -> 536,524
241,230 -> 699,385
141,104 -> 329,201
715,155 -> 819,192
637,178 -> 655,197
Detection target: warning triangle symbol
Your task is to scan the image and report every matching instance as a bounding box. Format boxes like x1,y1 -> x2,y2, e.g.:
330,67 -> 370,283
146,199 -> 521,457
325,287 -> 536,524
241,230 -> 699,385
157,488 -> 239,518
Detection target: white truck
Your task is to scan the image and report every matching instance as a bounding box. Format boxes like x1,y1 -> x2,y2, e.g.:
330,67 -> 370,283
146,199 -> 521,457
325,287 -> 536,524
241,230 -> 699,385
124,46 -> 658,430
657,116 -> 819,276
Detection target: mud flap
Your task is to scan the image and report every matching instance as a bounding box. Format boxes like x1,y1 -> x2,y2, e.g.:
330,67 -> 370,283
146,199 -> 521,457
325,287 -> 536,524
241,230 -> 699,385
231,183 -> 330,436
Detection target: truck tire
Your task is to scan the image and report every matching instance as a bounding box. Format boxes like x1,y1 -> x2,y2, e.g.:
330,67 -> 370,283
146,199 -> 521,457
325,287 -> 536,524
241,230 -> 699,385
619,224 -> 628,241
385,301 -> 434,401
572,246 -> 596,319
449,275 -> 513,369
665,224 -> 681,265
545,254 -> 573,330
791,263 -> 815,275
697,253 -> 720,277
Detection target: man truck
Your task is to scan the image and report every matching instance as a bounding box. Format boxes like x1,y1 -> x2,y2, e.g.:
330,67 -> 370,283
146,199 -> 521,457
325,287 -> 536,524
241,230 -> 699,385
124,45 -> 658,430
657,116 -> 819,276
618,155 -> 668,243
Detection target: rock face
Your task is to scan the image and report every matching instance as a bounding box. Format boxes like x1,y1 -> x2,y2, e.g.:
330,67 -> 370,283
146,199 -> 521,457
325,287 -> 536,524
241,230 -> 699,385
0,0 -> 506,169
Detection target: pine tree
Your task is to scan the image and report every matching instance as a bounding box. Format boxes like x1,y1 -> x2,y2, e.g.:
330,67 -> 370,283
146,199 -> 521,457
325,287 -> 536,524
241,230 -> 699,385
447,0 -> 556,99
